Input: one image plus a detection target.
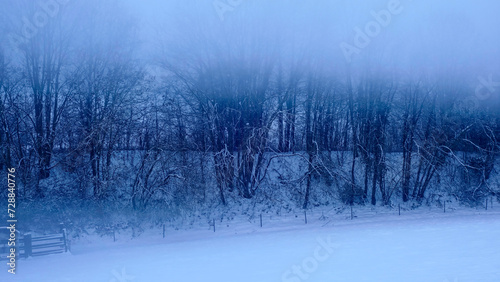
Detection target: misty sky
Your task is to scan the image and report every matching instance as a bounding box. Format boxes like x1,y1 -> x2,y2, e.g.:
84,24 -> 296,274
116,0 -> 500,78
1,0 -> 499,82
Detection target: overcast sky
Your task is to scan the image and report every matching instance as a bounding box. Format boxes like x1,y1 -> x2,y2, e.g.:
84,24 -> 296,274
2,0 -> 498,81
117,0 -> 500,80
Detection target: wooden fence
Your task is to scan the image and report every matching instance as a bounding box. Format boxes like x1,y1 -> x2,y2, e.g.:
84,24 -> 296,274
1,227 -> 68,259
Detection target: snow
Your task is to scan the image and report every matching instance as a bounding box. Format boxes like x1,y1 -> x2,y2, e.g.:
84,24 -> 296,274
2,208 -> 500,282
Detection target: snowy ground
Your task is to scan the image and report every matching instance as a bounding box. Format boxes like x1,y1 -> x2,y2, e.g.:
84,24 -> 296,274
2,207 -> 500,282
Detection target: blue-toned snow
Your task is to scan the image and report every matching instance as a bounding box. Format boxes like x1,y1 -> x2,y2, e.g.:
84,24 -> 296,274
2,207 -> 500,282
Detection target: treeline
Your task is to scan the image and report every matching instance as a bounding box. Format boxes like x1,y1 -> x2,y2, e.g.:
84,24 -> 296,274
0,0 -> 499,210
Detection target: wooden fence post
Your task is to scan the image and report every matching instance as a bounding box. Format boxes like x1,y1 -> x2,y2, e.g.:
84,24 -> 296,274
304,210 -> 307,224
260,214 -> 262,228
163,224 -> 166,238
24,234 -> 32,258
62,228 -> 68,252
213,219 -> 215,232
398,204 -> 401,216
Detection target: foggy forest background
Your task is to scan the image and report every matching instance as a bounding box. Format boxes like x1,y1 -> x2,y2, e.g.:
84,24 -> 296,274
1,0 -> 499,234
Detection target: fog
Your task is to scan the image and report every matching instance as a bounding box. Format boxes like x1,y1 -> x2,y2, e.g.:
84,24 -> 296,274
2,0 -> 499,80
2,2 -> 500,280
115,0 -> 500,78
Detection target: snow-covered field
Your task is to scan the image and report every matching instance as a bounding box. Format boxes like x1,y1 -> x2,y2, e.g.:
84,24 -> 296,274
2,208 -> 500,282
